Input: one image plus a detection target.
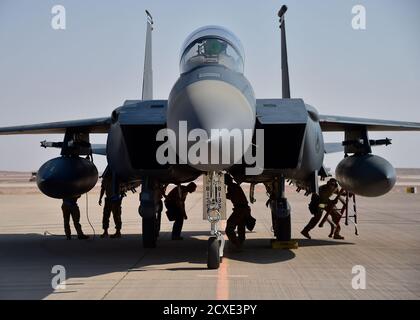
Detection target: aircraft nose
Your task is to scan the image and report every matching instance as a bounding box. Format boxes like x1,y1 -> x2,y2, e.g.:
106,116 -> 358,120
167,79 -> 256,171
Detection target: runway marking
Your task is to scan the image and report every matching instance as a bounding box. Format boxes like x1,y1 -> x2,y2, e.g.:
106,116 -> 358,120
197,274 -> 248,278
216,221 -> 229,300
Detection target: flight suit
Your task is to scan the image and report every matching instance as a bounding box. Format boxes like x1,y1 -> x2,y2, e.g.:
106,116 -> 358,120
324,189 -> 346,239
302,184 -> 336,233
61,197 -> 87,240
101,177 -> 123,233
165,186 -> 189,239
225,182 -> 254,247
328,209 -> 343,239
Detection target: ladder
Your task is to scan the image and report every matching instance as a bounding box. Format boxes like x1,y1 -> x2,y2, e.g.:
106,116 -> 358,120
344,192 -> 358,235
319,189 -> 359,236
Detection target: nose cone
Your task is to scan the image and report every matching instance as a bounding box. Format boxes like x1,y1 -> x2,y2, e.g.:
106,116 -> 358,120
167,79 -> 256,171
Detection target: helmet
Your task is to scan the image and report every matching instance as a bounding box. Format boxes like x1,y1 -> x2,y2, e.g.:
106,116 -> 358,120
187,182 -> 197,192
327,178 -> 338,188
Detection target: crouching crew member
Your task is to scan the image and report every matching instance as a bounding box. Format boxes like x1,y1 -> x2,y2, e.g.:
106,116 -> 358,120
301,178 -> 339,240
164,182 -> 197,240
224,174 -> 256,249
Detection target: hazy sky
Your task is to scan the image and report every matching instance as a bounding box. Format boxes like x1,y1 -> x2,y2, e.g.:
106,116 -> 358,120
0,0 -> 419,172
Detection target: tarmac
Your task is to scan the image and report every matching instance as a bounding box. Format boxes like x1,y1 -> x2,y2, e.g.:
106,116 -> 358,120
0,171 -> 419,300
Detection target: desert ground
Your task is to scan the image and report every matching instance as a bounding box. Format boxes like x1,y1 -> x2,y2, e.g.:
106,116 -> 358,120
0,170 -> 419,300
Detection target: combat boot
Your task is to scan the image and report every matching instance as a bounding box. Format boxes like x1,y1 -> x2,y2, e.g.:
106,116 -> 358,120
228,238 -> 242,252
300,228 -> 311,239
77,233 -> 89,240
75,225 -> 89,240
110,230 -> 121,238
100,230 -> 109,238
226,232 -> 241,249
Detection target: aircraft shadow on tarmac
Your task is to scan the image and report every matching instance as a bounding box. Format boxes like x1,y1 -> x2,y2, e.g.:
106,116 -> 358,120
0,232 -> 353,299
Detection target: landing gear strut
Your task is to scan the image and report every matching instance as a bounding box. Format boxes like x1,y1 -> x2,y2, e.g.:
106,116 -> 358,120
139,178 -> 161,248
205,172 -> 225,269
266,177 -> 292,241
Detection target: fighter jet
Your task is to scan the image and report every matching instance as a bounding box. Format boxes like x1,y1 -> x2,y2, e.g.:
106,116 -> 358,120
1,7 -> 420,269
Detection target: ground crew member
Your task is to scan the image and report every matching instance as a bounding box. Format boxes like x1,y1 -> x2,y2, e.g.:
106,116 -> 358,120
321,187 -> 346,240
327,207 -> 345,240
99,171 -> 124,238
61,196 -> 89,240
164,182 -> 197,240
224,174 -> 256,249
155,184 -> 168,238
301,178 -> 339,240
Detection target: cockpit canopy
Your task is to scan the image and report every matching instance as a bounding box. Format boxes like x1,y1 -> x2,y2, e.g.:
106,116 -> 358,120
180,26 -> 245,74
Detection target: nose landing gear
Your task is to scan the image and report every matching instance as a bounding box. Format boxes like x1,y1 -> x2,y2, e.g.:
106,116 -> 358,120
207,212 -> 225,269
205,172 -> 226,269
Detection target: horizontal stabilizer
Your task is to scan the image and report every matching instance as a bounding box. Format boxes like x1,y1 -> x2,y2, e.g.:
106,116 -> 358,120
91,144 -> 107,155
324,142 -> 344,154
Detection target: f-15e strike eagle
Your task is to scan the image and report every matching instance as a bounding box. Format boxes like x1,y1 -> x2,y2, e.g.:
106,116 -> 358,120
1,6 -> 419,269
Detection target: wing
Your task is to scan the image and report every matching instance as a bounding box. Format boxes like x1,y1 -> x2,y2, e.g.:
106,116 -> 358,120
0,117 -> 111,135
319,115 -> 420,132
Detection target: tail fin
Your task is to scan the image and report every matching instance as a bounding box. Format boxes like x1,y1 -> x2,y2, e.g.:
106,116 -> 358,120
142,10 -> 153,100
278,5 -> 290,99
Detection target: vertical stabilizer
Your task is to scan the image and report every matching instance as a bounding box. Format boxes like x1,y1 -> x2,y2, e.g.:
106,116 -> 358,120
278,5 -> 290,99
142,10 -> 153,100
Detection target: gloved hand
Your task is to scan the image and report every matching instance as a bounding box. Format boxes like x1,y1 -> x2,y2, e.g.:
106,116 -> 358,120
246,216 -> 256,231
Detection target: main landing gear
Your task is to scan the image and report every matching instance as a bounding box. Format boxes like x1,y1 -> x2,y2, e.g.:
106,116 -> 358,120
265,177 -> 292,242
205,172 -> 225,269
139,178 -> 162,248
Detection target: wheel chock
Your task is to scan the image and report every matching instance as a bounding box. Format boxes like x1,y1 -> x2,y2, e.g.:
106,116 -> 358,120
270,239 -> 298,249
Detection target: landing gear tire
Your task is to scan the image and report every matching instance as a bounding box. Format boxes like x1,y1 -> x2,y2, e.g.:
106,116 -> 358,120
219,239 -> 223,263
273,214 -> 291,241
207,236 -> 220,269
142,217 -> 157,248
155,210 -> 162,238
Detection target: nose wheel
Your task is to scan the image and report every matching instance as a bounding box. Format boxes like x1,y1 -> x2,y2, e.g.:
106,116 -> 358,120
207,236 -> 220,269
207,231 -> 225,269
